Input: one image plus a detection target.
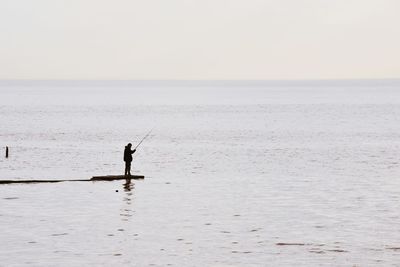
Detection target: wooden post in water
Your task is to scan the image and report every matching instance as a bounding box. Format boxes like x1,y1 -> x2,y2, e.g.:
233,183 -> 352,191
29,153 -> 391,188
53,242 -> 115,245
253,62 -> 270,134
5,146 -> 8,158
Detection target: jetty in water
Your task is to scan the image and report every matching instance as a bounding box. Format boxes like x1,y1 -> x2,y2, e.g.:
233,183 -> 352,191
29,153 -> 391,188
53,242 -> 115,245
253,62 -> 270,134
92,175 -> 144,181
0,175 -> 145,184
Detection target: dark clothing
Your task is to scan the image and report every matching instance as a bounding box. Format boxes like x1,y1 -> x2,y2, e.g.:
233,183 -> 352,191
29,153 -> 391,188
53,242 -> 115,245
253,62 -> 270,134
125,161 -> 131,176
124,145 -> 135,176
124,146 -> 135,162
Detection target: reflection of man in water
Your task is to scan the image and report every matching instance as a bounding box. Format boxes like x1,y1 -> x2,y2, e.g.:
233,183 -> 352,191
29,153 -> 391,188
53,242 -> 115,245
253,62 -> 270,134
124,178 -> 133,192
124,143 -> 136,176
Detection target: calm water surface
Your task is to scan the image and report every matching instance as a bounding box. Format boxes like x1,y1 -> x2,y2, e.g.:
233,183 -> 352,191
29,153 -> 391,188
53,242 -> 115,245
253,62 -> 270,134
1,81 -> 400,266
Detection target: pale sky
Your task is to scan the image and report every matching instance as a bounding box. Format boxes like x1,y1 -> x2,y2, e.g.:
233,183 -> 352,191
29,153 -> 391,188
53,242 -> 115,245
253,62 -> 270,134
0,0 -> 399,80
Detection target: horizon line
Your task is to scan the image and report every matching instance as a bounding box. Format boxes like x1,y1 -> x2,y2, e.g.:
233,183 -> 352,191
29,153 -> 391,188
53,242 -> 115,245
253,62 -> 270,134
1,78 -> 399,87
1,78 -> 400,81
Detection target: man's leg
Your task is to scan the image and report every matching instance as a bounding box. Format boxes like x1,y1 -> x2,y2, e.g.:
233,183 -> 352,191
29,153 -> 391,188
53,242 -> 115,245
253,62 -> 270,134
127,161 -> 131,176
125,162 -> 128,176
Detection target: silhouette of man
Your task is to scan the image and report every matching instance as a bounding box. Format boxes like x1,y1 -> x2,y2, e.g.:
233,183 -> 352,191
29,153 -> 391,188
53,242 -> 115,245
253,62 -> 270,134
124,143 -> 136,176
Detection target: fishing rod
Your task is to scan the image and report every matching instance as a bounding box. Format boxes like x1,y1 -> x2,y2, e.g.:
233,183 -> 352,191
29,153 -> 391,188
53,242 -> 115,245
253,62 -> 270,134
134,129 -> 153,150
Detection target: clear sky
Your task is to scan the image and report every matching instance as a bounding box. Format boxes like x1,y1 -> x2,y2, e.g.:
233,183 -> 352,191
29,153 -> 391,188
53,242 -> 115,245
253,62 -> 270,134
0,0 -> 399,80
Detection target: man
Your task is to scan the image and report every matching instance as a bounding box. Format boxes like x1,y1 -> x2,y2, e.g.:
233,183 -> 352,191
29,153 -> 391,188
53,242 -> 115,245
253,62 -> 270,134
124,143 -> 136,176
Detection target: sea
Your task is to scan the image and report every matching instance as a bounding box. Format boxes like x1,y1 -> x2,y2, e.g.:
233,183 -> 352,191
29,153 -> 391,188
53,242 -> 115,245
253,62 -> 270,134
0,80 -> 400,266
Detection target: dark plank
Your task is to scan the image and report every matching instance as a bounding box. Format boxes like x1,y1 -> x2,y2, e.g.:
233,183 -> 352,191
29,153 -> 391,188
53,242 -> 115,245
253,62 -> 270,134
0,175 -> 144,184
91,175 -> 145,181
0,179 -> 87,184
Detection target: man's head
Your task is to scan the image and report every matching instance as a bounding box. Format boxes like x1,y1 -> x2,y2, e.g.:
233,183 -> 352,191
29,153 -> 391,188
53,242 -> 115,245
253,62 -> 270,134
127,143 -> 132,147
